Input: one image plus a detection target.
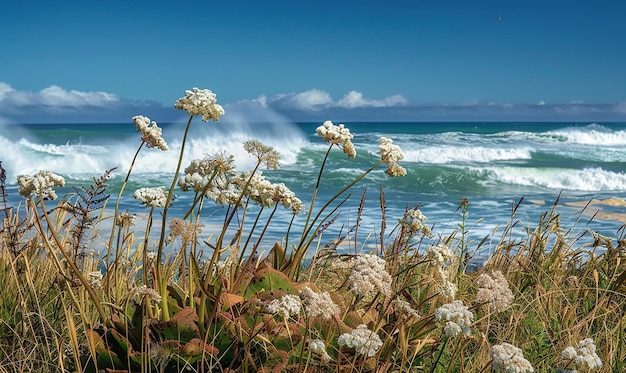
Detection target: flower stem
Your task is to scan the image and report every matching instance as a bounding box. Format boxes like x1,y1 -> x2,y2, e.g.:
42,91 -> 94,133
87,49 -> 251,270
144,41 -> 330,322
156,114 -> 194,321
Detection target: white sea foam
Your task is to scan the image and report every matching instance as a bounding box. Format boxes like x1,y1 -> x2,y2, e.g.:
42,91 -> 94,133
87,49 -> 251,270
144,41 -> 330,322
487,167 -> 626,191
0,120 -> 308,184
403,146 -> 533,164
546,124 -> 626,146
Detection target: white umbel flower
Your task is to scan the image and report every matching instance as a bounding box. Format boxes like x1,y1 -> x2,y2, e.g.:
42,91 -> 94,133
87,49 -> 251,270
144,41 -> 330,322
398,207 -> 433,238
308,339 -> 332,363
338,324 -> 382,358
347,254 -> 393,297
174,87 -> 225,122
491,342 -> 534,372
17,170 -> 65,200
300,286 -> 340,320
378,136 -> 407,177
561,338 -> 602,370
266,294 -> 302,319
435,300 -> 473,337
316,120 -> 356,158
475,270 -> 515,312
132,115 -> 168,151
133,186 -> 169,208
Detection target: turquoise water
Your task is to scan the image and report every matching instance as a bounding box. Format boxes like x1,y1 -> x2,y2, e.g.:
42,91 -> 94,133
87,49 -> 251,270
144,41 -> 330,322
2,120 -> 626,260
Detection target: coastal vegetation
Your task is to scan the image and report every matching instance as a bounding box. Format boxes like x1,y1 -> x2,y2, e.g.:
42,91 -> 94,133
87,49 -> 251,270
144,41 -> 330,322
0,87 -> 625,372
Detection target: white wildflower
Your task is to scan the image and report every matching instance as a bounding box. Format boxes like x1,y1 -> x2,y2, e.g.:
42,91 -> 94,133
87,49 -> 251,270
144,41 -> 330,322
475,270 -> 515,312
243,139 -> 280,170
86,271 -> 103,288
426,243 -> 457,268
561,338 -> 602,370
491,342 -> 534,372
308,339 -> 332,363
393,298 -> 420,319
264,182 -> 305,214
441,279 -> 458,300
347,254 -> 393,297
316,120 -> 356,158
178,154 -> 235,193
561,346 -> 578,361
435,300 -> 473,337
132,115 -> 168,151
174,87 -> 224,122
426,243 -> 459,299
378,137 -> 407,177
135,285 -> 162,302
133,186 -> 169,208
300,286 -> 340,320
17,170 -> 65,200
398,207 -> 433,238
266,294 -> 302,319
338,324 -> 382,358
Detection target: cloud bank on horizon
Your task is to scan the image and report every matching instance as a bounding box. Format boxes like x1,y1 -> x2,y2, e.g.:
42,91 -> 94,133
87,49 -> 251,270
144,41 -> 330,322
1,82 -> 625,124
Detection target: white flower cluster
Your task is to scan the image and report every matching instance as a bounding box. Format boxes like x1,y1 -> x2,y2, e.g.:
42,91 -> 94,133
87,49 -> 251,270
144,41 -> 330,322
490,342 -> 534,373
178,154 -> 234,194
230,171 -> 303,213
308,339 -> 332,363
266,294 -> 302,319
561,338 -> 602,370
398,207 -> 433,238
243,139 -> 280,170
316,120 -> 356,158
347,254 -> 393,298
435,300 -> 473,337
17,170 -> 65,200
338,324 -> 382,358
135,285 -> 162,302
132,115 -> 168,151
427,243 -> 457,268
174,87 -> 225,122
426,243 -> 459,299
133,186 -> 169,208
86,271 -> 103,288
378,137 -> 407,177
475,270 -> 515,312
393,298 -> 420,319
268,182 -> 305,214
300,286 -> 340,320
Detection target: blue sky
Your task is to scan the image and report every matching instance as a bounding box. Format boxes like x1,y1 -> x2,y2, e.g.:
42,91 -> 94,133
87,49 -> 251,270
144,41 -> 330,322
1,0 -> 625,123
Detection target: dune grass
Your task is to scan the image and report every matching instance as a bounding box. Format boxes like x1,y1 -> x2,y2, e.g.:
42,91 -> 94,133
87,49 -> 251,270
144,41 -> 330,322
1,88 -> 625,372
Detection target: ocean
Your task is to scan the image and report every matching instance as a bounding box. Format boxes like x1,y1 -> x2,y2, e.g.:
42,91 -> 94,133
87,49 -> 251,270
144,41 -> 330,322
2,120 -> 626,262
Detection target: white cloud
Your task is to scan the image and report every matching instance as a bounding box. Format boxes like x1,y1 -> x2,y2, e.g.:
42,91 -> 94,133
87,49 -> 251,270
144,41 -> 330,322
537,100 -> 546,106
0,82 -> 173,123
0,82 -> 15,100
337,90 -> 407,108
276,89 -> 333,111
0,83 -> 119,107
242,88 -> 408,112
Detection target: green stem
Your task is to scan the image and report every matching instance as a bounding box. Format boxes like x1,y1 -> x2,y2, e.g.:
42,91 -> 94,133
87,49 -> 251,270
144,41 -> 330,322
156,114 -> 194,321
299,145 -> 333,244
106,141 -> 145,298
287,160 -> 384,278
142,207 -> 154,287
